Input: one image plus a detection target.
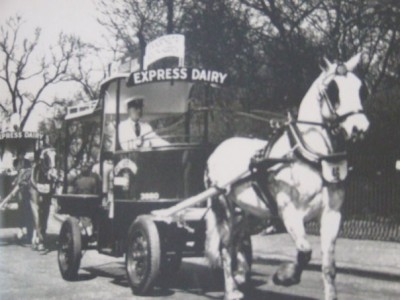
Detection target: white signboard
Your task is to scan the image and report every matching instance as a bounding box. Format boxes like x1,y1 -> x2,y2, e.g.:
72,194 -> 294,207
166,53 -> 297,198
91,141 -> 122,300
144,34 -> 185,69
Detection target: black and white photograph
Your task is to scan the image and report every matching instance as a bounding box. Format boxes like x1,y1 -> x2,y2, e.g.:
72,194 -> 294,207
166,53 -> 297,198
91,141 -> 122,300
0,1 -> 399,299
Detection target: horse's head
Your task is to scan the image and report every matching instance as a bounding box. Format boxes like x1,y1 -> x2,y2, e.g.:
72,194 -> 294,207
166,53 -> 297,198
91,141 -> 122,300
318,53 -> 370,141
39,148 -> 58,182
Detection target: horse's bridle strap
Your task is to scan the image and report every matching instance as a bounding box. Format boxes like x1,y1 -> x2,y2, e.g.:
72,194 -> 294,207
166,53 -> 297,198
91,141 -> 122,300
296,120 -> 328,128
335,110 -> 365,123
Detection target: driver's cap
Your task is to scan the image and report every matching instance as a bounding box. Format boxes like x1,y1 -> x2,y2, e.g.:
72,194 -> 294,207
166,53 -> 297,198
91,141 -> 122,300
125,97 -> 144,109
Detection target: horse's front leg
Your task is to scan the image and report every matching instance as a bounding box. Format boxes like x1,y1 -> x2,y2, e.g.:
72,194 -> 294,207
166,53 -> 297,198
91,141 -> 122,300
29,188 -> 40,248
274,191 -> 312,286
320,186 -> 343,300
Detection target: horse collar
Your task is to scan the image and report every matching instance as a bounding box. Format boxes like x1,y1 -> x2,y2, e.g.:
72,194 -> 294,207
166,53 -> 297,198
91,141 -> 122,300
286,122 -> 348,183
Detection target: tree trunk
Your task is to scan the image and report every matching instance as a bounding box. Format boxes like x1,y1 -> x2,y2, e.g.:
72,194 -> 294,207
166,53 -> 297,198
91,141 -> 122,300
137,31 -> 147,69
166,0 -> 174,34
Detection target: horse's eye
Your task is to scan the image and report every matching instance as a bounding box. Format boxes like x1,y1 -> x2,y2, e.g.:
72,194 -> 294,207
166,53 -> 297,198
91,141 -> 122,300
326,81 -> 339,108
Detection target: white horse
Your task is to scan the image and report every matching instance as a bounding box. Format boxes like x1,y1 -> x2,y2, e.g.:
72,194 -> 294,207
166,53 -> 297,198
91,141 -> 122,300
205,53 -> 370,300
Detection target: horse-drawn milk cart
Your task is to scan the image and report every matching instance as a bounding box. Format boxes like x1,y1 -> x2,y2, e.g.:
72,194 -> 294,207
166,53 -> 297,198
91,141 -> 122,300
54,57 -> 235,293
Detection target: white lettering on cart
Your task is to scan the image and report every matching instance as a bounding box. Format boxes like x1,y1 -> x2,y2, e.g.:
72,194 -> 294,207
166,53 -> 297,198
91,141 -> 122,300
129,68 -> 227,85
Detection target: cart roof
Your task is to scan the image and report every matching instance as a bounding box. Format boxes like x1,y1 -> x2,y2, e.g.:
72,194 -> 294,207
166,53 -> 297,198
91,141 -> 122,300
65,100 -> 100,121
65,67 -> 228,121
101,68 -> 228,118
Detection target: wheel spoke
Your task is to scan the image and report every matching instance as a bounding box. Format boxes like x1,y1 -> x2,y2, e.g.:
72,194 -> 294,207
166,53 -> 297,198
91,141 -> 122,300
129,231 -> 149,282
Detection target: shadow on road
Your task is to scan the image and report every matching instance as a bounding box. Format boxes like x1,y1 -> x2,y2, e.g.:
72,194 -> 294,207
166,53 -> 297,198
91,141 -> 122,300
81,260 -> 317,300
246,289 -> 316,300
70,273 -> 98,282
255,257 -> 400,283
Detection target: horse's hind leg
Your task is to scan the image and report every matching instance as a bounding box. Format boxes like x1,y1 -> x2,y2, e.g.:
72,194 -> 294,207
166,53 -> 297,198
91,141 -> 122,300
38,196 -> 51,246
211,196 -> 244,300
233,234 -> 251,288
320,187 -> 343,300
273,192 -> 312,286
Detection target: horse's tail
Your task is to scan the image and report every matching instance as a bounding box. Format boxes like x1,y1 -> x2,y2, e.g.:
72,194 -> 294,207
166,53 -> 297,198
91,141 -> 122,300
204,165 -> 222,268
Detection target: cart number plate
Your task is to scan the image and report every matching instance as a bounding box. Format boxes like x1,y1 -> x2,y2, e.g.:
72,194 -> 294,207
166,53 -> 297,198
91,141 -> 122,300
114,176 -> 129,187
140,193 -> 160,200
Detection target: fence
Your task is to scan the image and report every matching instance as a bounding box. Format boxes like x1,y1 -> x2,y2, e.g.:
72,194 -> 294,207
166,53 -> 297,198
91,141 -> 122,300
306,154 -> 400,242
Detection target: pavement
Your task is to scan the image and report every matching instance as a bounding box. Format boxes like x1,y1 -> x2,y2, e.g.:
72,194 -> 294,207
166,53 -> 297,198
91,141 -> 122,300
1,208 -> 400,299
2,205 -> 400,280
252,233 -> 400,280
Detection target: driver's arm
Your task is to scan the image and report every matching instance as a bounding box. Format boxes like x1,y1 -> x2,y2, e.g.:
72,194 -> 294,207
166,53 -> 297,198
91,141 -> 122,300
118,121 -> 129,150
142,123 -> 169,147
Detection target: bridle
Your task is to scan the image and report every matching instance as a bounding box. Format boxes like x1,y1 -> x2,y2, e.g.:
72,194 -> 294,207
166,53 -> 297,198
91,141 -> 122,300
319,89 -> 365,134
317,64 -> 366,133
37,148 -> 58,182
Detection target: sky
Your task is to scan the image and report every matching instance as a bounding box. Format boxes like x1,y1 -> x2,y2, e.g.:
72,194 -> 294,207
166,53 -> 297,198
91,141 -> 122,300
0,0 -> 109,130
1,0 -> 103,47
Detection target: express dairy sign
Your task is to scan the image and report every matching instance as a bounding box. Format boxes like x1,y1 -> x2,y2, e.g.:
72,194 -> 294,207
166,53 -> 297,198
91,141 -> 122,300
0,131 -> 42,140
127,68 -> 228,86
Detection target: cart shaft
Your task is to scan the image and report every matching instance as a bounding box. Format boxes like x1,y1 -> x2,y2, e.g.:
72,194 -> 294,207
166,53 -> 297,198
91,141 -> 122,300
151,169 -> 251,218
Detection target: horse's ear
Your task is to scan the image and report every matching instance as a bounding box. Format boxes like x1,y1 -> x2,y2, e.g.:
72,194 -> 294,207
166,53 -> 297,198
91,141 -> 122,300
344,52 -> 365,71
319,56 -> 332,72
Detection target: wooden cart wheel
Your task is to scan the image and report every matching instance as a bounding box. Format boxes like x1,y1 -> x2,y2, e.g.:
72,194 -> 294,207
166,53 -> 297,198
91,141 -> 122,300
126,216 -> 161,295
58,217 -> 82,281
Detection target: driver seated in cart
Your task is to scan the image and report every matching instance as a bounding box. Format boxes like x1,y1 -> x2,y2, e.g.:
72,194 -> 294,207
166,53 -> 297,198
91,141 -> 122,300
118,97 -> 169,150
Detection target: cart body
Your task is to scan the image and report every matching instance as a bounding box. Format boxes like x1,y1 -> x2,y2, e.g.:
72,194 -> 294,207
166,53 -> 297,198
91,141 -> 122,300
55,34 -> 231,293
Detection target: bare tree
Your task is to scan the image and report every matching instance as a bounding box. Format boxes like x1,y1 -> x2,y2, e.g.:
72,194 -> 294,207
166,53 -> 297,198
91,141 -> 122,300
66,40 -> 109,101
96,0 -> 166,65
0,15 -> 77,130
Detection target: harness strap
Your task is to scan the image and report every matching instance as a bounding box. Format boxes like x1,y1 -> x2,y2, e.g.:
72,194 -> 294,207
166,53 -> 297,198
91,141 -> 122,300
335,110 -> 365,123
287,122 -> 321,164
248,137 -> 294,218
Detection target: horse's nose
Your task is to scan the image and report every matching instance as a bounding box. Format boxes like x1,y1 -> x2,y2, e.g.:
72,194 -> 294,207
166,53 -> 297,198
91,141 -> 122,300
351,127 -> 365,141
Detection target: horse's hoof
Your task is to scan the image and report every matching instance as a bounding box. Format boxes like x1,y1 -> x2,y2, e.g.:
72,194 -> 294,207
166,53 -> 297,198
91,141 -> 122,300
224,289 -> 244,300
37,243 -> 45,252
234,273 -> 246,286
273,262 -> 301,286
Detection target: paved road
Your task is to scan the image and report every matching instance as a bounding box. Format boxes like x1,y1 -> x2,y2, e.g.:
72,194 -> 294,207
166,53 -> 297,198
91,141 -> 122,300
1,208 -> 400,300
1,228 -> 399,300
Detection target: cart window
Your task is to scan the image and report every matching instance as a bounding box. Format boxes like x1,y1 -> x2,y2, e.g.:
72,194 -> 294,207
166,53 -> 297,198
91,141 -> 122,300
120,81 -> 192,119
115,81 -> 206,148
66,118 -> 101,192
103,85 -> 117,153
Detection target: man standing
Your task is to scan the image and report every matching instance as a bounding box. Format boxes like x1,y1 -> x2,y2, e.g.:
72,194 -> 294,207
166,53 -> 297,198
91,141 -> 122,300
118,97 -> 168,150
